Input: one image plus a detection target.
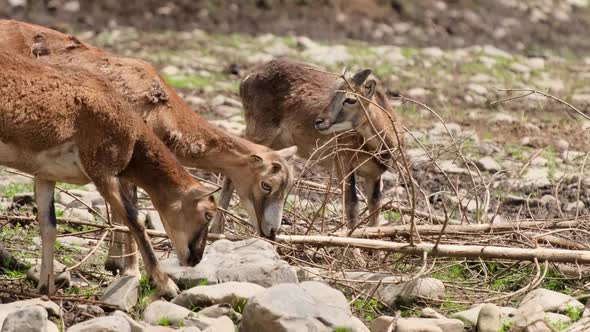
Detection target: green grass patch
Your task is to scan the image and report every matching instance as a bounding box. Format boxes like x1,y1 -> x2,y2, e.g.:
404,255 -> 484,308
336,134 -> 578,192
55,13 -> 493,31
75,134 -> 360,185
500,320 -> 513,332
56,183 -> 84,190
383,211 -> 401,222
234,298 -> 247,314
564,305 -> 583,322
163,74 -> 210,89
156,317 -> 172,327
1,183 -> 33,198
352,298 -> 383,321
548,319 -> 571,331
401,47 -> 418,59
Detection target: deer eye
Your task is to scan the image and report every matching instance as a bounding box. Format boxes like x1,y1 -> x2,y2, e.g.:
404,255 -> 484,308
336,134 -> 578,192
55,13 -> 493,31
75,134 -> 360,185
344,98 -> 357,105
205,212 -> 214,222
261,182 -> 272,192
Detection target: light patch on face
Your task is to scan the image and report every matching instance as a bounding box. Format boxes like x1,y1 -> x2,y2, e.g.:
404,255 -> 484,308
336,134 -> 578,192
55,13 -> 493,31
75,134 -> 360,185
262,200 -> 282,236
242,199 -> 261,234
318,121 -> 354,134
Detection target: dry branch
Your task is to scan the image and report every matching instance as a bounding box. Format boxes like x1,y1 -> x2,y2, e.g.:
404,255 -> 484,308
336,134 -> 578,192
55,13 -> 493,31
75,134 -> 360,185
9,215 -> 587,265
336,220 -> 584,238
279,235 -> 590,264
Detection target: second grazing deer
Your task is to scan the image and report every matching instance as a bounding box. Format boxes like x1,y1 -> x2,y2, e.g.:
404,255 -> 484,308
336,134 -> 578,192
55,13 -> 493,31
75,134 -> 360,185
0,20 -> 297,274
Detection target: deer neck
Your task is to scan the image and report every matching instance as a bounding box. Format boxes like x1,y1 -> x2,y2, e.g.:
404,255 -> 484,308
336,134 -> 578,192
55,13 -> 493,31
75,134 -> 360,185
356,102 -> 399,152
120,130 -> 192,207
152,108 -> 260,177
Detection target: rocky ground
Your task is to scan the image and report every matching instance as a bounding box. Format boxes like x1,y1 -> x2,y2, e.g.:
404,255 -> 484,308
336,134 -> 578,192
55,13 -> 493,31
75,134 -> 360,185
0,1 -> 590,332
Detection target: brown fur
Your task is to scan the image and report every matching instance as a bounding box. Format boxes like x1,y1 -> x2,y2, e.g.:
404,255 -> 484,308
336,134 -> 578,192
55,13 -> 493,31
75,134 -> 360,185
0,20 -> 296,243
240,59 -> 405,228
0,50 -> 215,298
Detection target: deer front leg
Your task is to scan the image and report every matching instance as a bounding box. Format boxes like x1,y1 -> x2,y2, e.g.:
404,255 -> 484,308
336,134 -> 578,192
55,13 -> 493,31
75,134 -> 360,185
344,173 -> 360,229
105,182 -> 140,276
96,177 -> 178,299
210,177 -> 234,234
365,175 -> 383,227
34,179 -> 57,295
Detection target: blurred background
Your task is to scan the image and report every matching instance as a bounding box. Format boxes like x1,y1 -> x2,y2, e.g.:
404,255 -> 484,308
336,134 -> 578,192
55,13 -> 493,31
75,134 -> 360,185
3,0 -> 590,55
1,2 -> 590,326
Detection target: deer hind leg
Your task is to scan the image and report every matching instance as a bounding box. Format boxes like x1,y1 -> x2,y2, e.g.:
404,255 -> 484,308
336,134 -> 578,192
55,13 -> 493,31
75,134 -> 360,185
94,176 -> 178,298
105,181 -> 140,276
210,178 -> 234,235
35,179 -> 57,295
365,175 -> 384,227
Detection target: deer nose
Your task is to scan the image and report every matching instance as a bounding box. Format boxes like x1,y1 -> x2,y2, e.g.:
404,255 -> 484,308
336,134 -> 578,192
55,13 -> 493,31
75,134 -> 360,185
315,118 -> 329,130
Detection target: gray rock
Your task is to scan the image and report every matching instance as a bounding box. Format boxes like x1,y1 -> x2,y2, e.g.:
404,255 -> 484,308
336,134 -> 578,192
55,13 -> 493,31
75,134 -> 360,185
172,282 -> 264,309
429,122 -> 462,137
214,105 -> 241,118
46,321 -> 59,332
407,88 -> 429,98
520,288 -> 585,313
195,304 -> 242,323
72,304 -> 104,317
295,36 -> 318,50
62,208 -> 94,221
511,302 -> 552,332
476,156 -> 502,173
395,317 -> 464,332
572,94 -> 590,105
178,327 -> 202,332
378,278 -> 445,307
143,301 -> 192,327
113,311 -> 144,332
554,139 -> 569,152
161,239 -> 297,289
0,298 -> 59,317
183,316 -> 219,330
100,275 -> 140,311
564,200 -> 585,212
1,306 -> 47,332
370,316 -> 394,332
476,303 -> 501,332
539,195 -> 559,209
302,45 -> 352,65
26,261 -> 71,290
521,168 -> 551,189
490,113 -> 517,124
467,83 -> 488,96
145,211 -> 165,232
527,58 -> 545,70
239,281 -> 368,332
293,267 -> 324,282
201,316 -> 235,332
0,298 -> 59,330
68,315 -> 131,332
453,304 -> 514,325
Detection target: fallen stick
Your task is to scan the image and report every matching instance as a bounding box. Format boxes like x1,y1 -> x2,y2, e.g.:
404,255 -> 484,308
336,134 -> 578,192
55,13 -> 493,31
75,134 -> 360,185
335,220 -> 584,238
4,215 -> 590,264
0,287 -> 121,310
278,235 -> 590,264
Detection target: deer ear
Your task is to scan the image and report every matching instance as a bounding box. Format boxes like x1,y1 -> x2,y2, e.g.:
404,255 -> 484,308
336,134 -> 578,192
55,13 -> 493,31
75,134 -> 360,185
248,154 -> 264,168
351,69 -> 372,87
364,79 -> 376,99
276,146 -> 298,159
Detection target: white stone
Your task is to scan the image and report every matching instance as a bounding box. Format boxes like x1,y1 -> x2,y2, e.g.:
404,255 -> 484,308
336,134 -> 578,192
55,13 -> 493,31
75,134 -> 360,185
172,282 -> 265,309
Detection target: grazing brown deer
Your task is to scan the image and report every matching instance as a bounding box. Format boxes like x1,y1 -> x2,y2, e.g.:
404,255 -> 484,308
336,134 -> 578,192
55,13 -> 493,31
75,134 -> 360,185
0,50 -> 216,298
239,59 -> 404,228
0,20 -> 297,273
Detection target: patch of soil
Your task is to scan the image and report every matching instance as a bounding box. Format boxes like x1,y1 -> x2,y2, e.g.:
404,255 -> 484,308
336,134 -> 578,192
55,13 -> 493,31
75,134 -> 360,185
3,0 -> 590,55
